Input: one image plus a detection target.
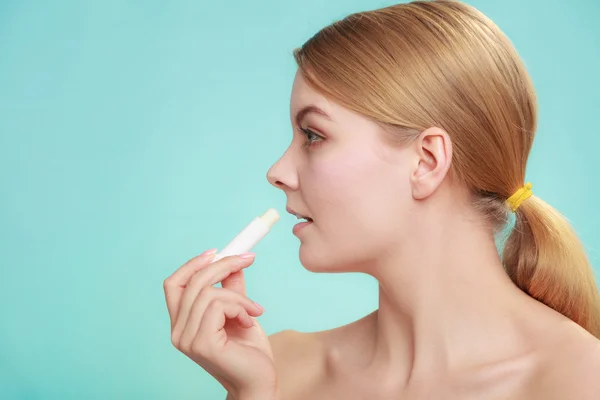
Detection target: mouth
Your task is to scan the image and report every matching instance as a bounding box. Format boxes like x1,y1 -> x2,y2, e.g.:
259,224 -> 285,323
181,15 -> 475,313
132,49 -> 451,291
293,213 -> 314,223
286,206 -> 314,223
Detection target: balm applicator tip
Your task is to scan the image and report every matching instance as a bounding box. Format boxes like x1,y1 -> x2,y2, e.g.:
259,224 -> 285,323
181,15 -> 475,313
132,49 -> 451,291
259,208 -> 280,229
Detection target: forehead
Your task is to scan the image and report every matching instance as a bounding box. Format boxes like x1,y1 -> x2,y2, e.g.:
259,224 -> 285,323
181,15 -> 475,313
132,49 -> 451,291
289,71 -> 332,119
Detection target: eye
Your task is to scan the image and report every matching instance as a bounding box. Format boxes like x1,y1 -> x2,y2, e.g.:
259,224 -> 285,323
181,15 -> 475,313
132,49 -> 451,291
299,127 -> 324,149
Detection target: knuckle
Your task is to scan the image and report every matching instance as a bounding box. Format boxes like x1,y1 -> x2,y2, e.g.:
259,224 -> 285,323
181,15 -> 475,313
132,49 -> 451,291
170,331 -> 181,349
179,337 -> 192,354
204,298 -> 226,315
207,298 -> 223,310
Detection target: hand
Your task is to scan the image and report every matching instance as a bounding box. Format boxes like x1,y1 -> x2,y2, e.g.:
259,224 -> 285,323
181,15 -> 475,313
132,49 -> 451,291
163,249 -> 277,397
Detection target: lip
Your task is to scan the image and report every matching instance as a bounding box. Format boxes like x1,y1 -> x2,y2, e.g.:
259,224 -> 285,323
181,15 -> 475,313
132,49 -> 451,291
286,205 -> 300,216
286,205 -> 312,220
292,220 -> 313,235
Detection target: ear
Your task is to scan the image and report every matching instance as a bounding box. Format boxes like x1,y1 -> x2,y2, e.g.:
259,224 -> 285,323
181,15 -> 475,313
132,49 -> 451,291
410,127 -> 452,200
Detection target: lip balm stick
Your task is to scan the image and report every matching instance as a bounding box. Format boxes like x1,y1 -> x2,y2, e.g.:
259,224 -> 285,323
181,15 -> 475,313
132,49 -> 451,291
211,208 -> 280,263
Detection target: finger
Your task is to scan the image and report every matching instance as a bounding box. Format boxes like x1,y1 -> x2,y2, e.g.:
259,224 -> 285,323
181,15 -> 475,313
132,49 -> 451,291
179,287 -> 263,349
167,248 -> 219,288
220,269 -> 247,296
164,249 -> 218,328
196,300 -> 254,351
173,255 -> 254,337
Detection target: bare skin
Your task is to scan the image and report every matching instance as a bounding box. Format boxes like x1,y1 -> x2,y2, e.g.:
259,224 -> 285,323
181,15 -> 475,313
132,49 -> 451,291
269,308 -> 600,399
263,70 -> 600,399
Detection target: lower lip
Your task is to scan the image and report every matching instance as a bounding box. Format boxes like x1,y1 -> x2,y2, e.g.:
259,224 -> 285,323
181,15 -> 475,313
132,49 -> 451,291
293,220 -> 313,235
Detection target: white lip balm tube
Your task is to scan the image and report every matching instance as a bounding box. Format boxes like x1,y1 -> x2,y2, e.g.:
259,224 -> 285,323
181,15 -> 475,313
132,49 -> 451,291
211,208 -> 280,263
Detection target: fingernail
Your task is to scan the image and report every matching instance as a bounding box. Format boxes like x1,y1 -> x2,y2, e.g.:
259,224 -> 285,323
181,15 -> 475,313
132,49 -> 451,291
239,252 -> 255,259
253,301 -> 264,311
202,248 -> 218,256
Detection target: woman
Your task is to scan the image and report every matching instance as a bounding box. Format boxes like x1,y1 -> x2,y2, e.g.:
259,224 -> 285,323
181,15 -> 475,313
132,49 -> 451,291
164,1 -> 600,399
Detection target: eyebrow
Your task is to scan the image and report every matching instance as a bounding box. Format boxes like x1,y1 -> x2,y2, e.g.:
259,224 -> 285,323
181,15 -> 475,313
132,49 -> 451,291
294,105 -> 331,128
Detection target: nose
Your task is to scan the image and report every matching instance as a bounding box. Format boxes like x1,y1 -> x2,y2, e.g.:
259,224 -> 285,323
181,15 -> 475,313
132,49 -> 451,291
266,150 -> 298,191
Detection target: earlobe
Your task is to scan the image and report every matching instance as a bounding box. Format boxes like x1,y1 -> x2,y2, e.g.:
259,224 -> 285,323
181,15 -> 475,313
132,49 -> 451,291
410,127 -> 452,200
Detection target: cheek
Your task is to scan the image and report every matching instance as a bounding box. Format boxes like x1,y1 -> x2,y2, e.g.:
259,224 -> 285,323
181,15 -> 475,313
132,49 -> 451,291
306,149 -> 410,255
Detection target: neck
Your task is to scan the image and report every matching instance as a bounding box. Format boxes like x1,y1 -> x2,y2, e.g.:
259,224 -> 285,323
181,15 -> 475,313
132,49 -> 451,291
365,207 -> 541,388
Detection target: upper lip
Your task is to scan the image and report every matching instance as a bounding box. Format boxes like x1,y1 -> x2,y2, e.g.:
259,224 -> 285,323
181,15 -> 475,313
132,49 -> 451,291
286,206 -> 313,220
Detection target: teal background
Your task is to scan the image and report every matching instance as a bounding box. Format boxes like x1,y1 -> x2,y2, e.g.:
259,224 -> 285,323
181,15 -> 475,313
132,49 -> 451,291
1,0 -> 598,398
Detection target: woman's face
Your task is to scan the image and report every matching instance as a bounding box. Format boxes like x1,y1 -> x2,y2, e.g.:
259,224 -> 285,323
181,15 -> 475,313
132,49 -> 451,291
267,70 -> 418,273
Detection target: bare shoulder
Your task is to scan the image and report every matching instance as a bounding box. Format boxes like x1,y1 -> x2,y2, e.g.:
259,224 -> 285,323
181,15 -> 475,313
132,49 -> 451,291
268,328 -> 326,369
267,312 -> 377,399
528,323 -> 600,399
268,329 -> 328,399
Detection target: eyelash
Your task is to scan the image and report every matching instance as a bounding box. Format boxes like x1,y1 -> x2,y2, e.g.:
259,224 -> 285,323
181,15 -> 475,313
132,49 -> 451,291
299,127 -> 324,149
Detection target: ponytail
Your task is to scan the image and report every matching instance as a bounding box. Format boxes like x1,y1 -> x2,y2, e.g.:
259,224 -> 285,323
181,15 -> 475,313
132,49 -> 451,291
503,195 -> 600,338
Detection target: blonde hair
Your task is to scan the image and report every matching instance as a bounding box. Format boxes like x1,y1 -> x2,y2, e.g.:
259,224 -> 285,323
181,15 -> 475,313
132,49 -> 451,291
293,0 -> 600,337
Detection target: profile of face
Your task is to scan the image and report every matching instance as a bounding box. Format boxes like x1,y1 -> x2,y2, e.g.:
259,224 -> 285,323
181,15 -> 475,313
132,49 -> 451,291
266,71 -> 445,274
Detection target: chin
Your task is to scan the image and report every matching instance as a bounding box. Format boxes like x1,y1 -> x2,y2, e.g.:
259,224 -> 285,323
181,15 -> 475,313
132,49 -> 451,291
298,246 -> 324,272
298,245 -> 364,273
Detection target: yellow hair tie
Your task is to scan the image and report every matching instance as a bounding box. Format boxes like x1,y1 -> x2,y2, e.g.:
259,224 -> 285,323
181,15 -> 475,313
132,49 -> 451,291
506,182 -> 533,212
